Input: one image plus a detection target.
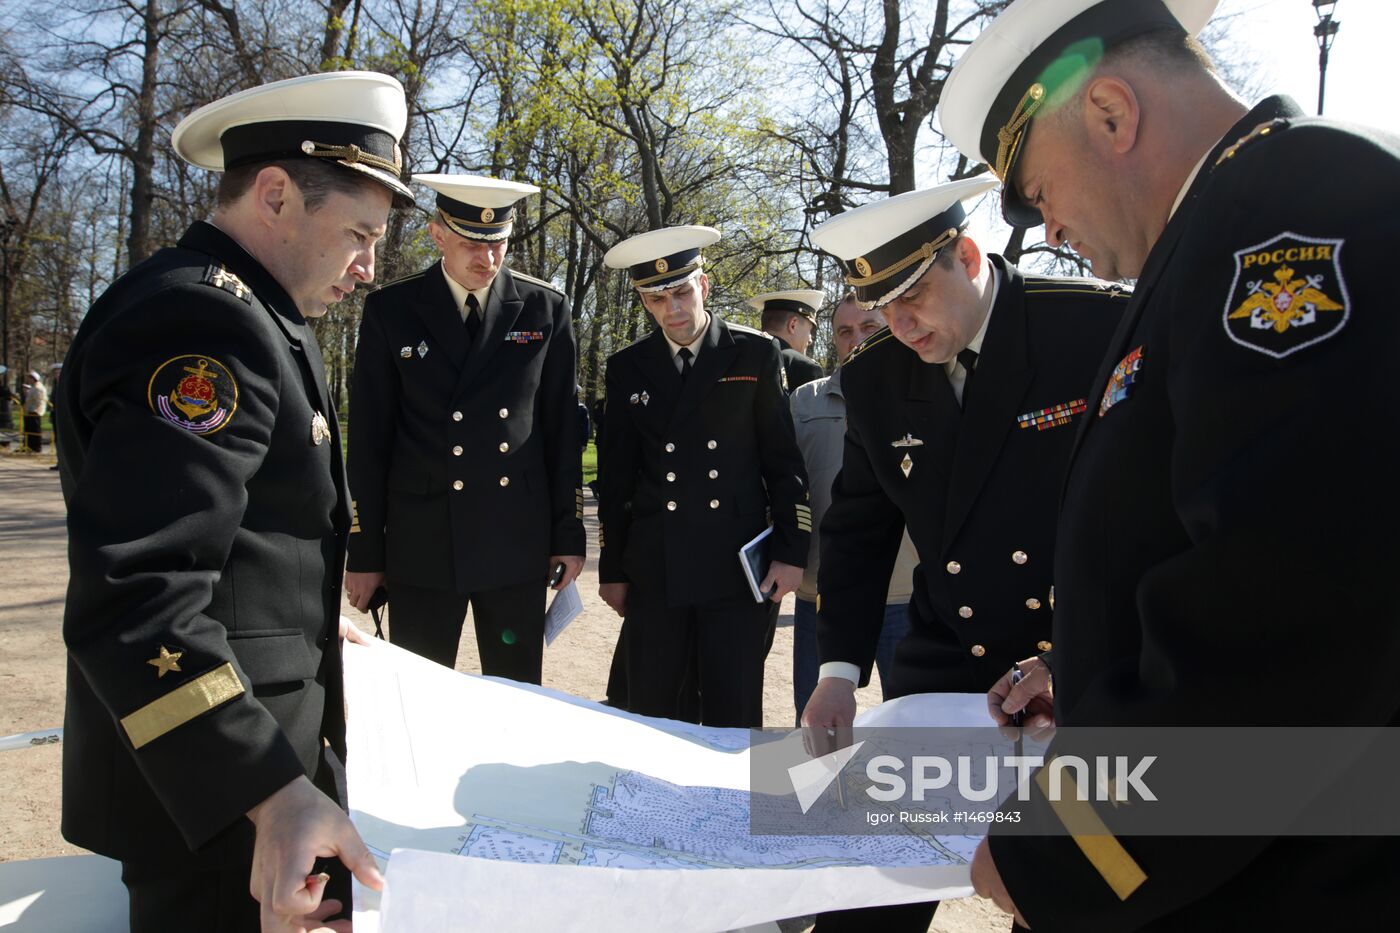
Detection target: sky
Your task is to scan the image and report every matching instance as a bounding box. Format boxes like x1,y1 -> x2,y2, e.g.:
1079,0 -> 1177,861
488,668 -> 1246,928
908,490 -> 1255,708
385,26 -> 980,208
1215,0 -> 1396,133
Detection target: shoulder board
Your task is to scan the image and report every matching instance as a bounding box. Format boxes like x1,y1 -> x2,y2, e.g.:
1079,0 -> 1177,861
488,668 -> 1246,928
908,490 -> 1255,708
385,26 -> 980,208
1023,276 -> 1131,298
1215,118 -> 1290,167
200,264 -> 251,304
843,326 -> 899,366
724,320 -> 769,339
510,269 -> 565,296
373,268 -> 430,292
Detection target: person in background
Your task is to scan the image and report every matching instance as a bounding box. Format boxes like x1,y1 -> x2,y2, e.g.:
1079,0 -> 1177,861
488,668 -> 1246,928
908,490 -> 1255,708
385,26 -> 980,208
21,370 -> 47,452
788,291 -> 916,725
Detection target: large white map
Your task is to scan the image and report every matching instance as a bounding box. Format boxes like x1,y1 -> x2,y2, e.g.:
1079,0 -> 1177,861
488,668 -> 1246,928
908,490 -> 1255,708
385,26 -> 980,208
344,638 -> 982,932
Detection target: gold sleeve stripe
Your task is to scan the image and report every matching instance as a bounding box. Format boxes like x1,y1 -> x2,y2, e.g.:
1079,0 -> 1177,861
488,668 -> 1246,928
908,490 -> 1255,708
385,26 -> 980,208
1035,765 -> 1147,901
121,662 -> 245,750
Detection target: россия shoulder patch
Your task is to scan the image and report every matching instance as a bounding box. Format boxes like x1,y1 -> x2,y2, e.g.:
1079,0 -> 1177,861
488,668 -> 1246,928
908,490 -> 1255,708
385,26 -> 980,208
1223,232 -> 1348,359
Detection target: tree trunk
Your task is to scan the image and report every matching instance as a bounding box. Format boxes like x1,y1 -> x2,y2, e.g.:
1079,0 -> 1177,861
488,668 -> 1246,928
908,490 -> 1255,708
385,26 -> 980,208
126,0 -> 161,268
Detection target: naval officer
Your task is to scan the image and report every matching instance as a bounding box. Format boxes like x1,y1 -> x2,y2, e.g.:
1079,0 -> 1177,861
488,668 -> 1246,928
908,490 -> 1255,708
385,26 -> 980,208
937,0 -> 1400,927
752,288 -> 826,391
597,226 -> 810,727
801,176 -> 1125,931
56,72 -> 409,932
345,174 -> 585,682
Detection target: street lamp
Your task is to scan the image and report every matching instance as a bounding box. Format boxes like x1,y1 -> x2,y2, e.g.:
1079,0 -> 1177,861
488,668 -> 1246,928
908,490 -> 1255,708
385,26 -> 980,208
1312,0 -> 1341,116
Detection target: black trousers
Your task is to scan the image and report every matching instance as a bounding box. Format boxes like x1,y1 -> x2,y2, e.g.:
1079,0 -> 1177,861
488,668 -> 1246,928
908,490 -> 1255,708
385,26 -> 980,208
622,587 -> 769,728
22,413 -> 42,452
388,579 -> 545,683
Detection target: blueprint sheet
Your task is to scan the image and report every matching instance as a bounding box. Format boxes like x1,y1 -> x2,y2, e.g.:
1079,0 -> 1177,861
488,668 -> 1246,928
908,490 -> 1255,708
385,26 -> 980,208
344,638 -> 982,932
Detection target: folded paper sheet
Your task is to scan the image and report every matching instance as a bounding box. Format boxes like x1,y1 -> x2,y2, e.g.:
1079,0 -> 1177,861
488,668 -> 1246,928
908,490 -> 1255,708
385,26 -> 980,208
344,639 -> 983,933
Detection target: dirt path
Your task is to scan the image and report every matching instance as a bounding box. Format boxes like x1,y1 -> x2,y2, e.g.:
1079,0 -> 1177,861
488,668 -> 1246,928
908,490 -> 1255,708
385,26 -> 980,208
0,455 -> 1007,931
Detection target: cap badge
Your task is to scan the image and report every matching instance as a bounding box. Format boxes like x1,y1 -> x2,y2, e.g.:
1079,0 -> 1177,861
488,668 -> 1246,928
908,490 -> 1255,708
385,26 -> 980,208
481,207 -> 495,223
311,411 -> 330,446
655,258 -> 670,274
854,257 -> 872,277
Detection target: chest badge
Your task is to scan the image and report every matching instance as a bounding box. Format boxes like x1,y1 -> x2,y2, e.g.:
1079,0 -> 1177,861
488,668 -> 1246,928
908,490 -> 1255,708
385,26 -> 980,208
311,411 -> 331,446
630,391 -> 650,406
891,433 -> 924,448
417,340 -> 429,359
1223,232 -> 1348,359
1017,399 -> 1088,431
1099,346 -> 1145,417
899,453 -> 914,479
400,345 -> 413,359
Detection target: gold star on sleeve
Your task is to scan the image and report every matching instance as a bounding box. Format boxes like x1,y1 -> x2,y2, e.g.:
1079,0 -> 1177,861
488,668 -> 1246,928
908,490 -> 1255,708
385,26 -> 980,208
146,646 -> 184,678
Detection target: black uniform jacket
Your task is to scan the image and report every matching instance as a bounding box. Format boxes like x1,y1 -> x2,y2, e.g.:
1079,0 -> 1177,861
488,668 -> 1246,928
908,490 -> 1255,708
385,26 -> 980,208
777,337 -> 825,393
346,263 -> 584,593
988,98 -> 1400,930
817,257 -> 1125,693
599,314 -> 810,606
57,221 -> 347,865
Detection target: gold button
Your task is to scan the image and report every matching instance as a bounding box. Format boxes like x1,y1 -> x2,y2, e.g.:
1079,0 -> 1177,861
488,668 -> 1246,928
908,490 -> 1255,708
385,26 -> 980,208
708,469 -> 718,479
452,445 -> 463,456
452,480 -> 464,491
499,442 -> 509,453
970,644 -> 986,657
1037,640 -> 1052,652
946,560 -> 961,575
499,476 -> 510,487
709,499 -> 719,509
1012,550 -> 1028,565
666,501 -> 677,511
666,472 -> 676,482
452,411 -> 463,422
707,440 -> 718,450
958,606 -> 973,619
1025,598 -> 1041,610
498,408 -> 509,419
1049,586 -> 1055,610
665,443 -> 675,453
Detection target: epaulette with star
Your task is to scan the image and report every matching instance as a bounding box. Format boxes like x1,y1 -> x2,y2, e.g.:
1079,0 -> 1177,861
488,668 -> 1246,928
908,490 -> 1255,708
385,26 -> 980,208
511,269 -> 565,296
201,264 -> 251,304
374,268 -> 430,292
1215,118 -> 1290,167
1023,276 -> 1131,298
842,326 -> 898,366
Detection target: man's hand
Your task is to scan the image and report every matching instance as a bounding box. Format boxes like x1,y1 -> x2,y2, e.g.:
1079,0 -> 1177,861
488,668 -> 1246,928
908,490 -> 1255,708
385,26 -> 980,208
337,615 -> 374,648
759,561 -> 803,603
800,676 -> 857,759
599,582 -> 628,617
987,655 -> 1055,741
971,838 -> 1028,927
247,776 -> 383,933
343,570 -> 385,613
548,555 -> 585,590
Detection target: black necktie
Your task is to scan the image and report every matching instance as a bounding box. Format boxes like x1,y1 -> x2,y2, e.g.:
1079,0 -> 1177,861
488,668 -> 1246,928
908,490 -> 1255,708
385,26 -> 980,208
677,347 -> 693,381
465,294 -> 482,344
957,347 -> 978,408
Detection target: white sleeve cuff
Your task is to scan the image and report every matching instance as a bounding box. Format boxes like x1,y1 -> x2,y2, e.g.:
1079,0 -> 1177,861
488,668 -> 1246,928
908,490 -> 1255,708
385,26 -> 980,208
817,662 -> 861,685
